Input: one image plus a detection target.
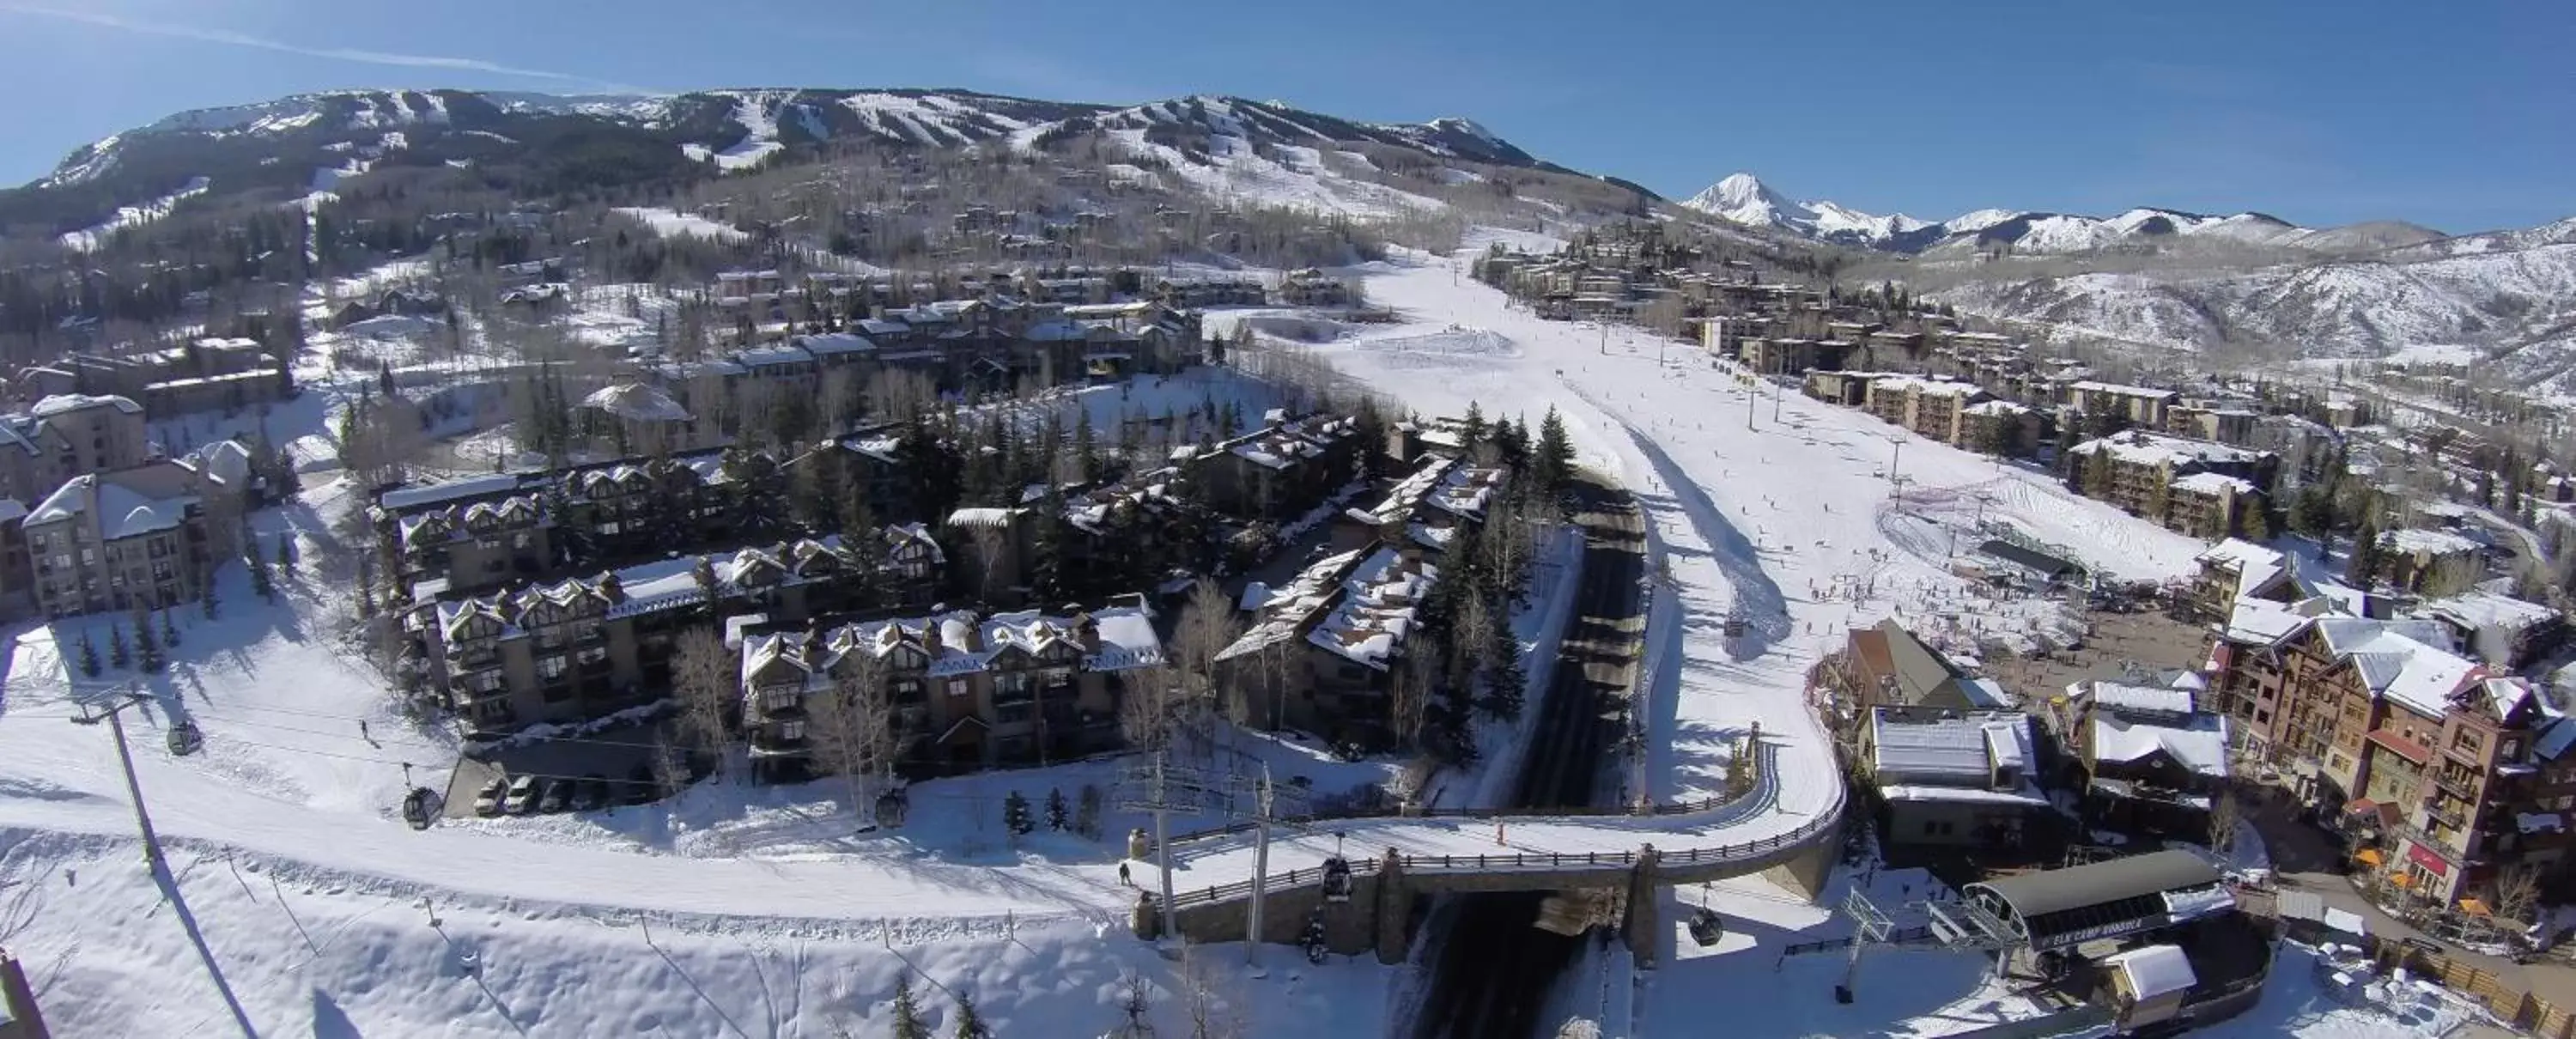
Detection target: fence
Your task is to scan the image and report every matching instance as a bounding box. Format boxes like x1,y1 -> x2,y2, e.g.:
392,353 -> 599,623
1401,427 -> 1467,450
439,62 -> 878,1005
1157,782 -> 1848,911
2244,884 -> 2576,1038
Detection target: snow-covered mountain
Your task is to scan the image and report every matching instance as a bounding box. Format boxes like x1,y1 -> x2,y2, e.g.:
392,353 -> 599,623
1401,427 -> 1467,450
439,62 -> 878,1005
1681,173 -> 1931,247
6,88 -> 1626,240
1679,170 -> 2452,259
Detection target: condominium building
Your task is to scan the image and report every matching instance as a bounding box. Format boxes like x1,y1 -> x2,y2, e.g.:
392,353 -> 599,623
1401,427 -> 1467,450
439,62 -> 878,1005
20,459 -> 240,617
738,602 -> 1164,779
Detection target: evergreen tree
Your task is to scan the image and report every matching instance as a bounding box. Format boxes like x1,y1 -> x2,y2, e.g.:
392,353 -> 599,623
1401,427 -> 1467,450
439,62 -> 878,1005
1003,791 -> 1035,837
161,606 -> 180,648
108,623 -> 130,669
2240,501 -> 2271,541
1534,406 -> 1575,501
1072,418 -> 1100,483
2081,445 -> 2114,499
1030,484 -> 1072,601
135,607 -> 164,672
2348,522 -> 2382,589
1461,401 -> 1486,447
77,632 -> 100,678
950,991 -> 990,1039
1046,787 -> 1069,831
890,973 -> 931,1039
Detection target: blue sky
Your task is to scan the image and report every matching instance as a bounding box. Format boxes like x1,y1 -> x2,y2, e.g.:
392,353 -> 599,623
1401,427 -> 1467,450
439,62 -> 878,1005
2,0 -> 2567,233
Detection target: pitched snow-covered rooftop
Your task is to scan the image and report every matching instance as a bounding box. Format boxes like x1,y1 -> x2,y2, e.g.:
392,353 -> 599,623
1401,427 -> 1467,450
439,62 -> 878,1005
2102,944 -> 2196,1000
2415,590 -> 2561,635
1304,546 -> 1437,671
2067,430 -> 2264,469
2196,538 -> 2288,601
1348,455 -> 1504,529
28,392 -> 141,418
580,382 -> 691,422
2090,711 -> 2228,779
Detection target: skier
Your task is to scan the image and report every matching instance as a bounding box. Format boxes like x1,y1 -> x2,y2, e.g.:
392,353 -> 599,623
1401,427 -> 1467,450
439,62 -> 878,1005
1118,860 -> 1132,886
358,720 -> 372,743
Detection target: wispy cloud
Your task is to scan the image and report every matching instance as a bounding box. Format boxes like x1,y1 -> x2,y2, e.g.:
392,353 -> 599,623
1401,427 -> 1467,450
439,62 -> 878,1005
1,3 -> 635,89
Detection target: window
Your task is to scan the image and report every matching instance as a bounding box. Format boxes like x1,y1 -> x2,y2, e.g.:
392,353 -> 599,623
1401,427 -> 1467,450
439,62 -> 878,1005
468,671 -> 505,694
778,720 -> 806,742
576,646 -> 608,665
538,655 -> 568,680
2454,729 -> 2483,754
513,532 -> 533,550
946,678 -> 970,698
2255,709 -> 2271,725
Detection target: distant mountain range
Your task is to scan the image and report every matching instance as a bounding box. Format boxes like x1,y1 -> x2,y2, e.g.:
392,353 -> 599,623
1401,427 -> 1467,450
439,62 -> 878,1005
1680,171 -> 2447,258
3,88 -> 1631,240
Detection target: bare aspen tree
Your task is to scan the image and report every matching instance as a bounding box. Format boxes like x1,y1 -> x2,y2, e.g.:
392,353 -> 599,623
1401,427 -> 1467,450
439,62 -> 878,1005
1394,644 -> 1437,749
812,647 -> 897,825
1119,662 -> 1180,752
2206,791 -> 2244,859
2493,861 -> 2546,926
1170,579 -> 1243,744
671,627 -> 739,776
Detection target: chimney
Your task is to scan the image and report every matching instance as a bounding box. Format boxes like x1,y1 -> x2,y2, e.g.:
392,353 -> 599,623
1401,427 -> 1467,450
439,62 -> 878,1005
1073,612 -> 1101,652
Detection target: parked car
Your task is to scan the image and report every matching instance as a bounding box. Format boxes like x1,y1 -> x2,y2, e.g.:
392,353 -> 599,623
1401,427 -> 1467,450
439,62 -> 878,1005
502,775 -> 541,815
472,777 -> 508,817
573,774 -> 608,811
538,778 -> 573,813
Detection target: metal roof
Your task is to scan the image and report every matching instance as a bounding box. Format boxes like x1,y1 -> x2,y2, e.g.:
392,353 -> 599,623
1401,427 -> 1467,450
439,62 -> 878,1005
1970,850 -> 2221,923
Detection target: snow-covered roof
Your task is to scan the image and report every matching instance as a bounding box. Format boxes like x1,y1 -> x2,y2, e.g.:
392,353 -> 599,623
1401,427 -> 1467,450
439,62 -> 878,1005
945,507 -> 1024,530
29,392 -> 141,417
2070,380 -> 2178,401
2415,590 -> 2560,635
1350,455 -> 1504,529
23,468 -> 199,539
2087,681 -> 2195,717
2091,712 -> 2229,779
2379,527 -> 2483,557
1870,708 -> 2031,787
1963,400 -> 2031,417
580,382 -> 691,422
1305,546 -> 1437,671
2067,430 -> 2264,469
2197,538 -> 2288,601
188,439 -> 253,488
2312,617 -> 2481,719
2171,471 -> 2256,496
2103,945 -> 2197,1001
379,472 -> 526,512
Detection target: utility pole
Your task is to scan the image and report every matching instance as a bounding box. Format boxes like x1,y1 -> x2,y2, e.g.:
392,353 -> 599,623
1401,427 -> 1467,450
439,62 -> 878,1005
73,690 -> 164,866
1599,321 -> 1609,355
1149,755 -> 1178,940
1885,434 -> 1906,500
1244,763 -> 1273,972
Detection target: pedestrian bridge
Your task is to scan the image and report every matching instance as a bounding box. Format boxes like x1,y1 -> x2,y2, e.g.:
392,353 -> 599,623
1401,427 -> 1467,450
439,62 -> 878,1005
1135,734 -> 1848,964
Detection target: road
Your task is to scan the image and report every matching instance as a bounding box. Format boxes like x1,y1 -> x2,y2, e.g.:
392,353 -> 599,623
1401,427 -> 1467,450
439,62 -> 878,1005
1413,477 -> 1646,1039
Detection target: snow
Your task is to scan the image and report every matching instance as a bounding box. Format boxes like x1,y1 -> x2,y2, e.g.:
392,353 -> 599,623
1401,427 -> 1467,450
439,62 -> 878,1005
2091,713 -> 2230,778
611,206 -> 747,243
2087,680 -> 2196,716
58,175 -> 210,252
2102,943 -> 2197,1000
